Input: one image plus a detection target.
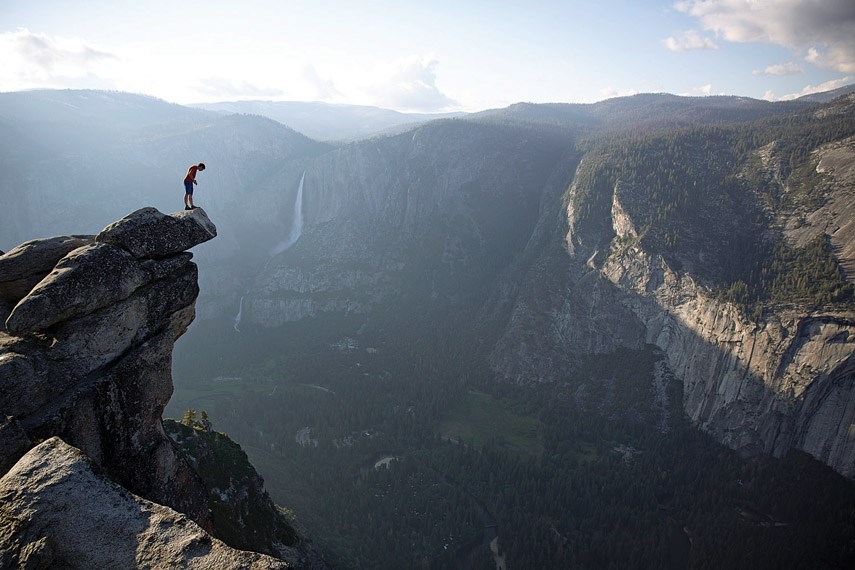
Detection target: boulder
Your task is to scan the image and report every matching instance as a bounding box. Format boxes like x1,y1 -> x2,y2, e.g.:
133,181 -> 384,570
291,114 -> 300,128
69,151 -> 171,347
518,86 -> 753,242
43,256 -> 197,377
0,235 -> 94,282
0,236 -> 95,308
96,207 -> 217,259
0,437 -> 289,570
5,243 -> 147,334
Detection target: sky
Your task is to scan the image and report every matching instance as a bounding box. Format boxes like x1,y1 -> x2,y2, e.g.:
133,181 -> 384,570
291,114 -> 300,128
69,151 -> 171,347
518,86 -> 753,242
0,0 -> 853,112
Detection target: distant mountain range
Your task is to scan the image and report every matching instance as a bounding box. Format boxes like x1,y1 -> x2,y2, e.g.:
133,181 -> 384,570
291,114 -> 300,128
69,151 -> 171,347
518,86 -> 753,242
191,100 -> 465,141
190,84 -> 855,142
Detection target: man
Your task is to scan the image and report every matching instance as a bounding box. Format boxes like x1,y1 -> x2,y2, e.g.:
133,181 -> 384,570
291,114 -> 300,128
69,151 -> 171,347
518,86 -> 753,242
183,162 -> 206,210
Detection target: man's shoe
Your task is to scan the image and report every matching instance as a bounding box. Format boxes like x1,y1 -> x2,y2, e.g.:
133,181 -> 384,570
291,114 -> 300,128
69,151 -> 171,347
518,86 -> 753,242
185,206 -> 192,210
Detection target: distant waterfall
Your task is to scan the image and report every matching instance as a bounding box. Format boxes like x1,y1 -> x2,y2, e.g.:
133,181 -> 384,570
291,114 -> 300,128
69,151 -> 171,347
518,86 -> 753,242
234,171 -> 306,333
270,171 -> 305,256
233,295 -> 244,332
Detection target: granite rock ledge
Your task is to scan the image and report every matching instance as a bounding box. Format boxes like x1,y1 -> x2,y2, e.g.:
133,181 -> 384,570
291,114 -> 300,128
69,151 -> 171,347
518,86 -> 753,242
0,208 -> 302,568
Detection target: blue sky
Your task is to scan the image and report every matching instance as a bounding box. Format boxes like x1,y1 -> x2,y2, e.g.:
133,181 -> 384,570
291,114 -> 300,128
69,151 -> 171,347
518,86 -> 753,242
0,0 -> 852,111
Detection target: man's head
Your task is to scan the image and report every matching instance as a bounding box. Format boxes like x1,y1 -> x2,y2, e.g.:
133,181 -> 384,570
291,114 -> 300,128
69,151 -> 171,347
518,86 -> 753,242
198,163 -> 206,171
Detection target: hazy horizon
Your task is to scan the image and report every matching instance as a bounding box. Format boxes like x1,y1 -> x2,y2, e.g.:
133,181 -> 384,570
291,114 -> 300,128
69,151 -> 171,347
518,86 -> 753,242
3,82 -> 853,119
1,0 -> 853,113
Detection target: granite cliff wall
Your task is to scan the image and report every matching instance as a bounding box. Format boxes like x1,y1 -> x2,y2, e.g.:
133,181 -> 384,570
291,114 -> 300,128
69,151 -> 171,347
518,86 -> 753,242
590,144 -> 855,476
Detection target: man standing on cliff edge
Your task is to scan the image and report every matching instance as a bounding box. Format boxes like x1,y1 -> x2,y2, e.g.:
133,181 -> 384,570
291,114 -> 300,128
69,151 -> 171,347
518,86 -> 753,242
183,162 -> 206,210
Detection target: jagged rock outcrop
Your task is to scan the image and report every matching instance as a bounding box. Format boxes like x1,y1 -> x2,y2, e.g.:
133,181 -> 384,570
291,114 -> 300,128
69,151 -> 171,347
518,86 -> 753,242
0,235 -> 94,323
0,437 -> 288,569
97,206 -> 218,259
5,242 -> 150,333
0,207 -> 324,567
0,208 -> 215,525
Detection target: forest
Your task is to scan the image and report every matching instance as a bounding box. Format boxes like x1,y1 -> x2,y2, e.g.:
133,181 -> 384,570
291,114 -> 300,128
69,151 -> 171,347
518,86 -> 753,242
172,306 -> 855,569
570,95 -> 855,319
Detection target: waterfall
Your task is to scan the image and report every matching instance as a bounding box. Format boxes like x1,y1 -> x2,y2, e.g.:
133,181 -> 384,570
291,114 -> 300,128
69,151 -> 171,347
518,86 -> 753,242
233,295 -> 244,332
234,171 -> 306,332
269,170 -> 305,256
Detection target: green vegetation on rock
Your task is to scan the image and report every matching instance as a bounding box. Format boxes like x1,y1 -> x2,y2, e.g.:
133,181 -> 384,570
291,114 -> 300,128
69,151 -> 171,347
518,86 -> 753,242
164,419 -> 297,554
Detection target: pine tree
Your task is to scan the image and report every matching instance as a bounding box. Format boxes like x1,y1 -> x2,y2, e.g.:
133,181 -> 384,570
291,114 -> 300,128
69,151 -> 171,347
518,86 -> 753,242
182,408 -> 196,426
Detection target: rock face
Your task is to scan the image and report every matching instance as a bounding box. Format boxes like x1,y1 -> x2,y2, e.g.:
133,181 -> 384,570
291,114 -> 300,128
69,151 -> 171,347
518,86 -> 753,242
476,105 -> 855,477
0,207 -> 325,567
0,207 -> 306,567
601,242 -> 855,475
97,206 -> 218,259
0,437 -> 289,570
239,121 -> 568,327
0,208 -> 215,526
568,134 -> 855,476
783,135 -> 855,279
0,235 -> 94,322
165,420 -> 328,569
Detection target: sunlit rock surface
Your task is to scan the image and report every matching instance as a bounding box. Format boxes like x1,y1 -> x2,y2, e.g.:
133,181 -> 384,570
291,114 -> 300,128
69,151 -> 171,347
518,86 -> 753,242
0,437 -> 288,570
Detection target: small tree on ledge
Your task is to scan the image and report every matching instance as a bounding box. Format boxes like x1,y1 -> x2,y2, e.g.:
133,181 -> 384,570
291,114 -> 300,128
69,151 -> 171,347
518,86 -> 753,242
182,408 -> 196,426
181,408 -> 212,431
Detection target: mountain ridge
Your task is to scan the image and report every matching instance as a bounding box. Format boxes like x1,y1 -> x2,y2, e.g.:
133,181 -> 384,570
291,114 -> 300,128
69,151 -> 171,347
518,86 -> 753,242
191,99 -> 466,142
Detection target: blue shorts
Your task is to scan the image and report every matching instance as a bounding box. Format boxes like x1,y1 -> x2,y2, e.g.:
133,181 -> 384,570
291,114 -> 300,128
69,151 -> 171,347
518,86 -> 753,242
184,180 -> 194,195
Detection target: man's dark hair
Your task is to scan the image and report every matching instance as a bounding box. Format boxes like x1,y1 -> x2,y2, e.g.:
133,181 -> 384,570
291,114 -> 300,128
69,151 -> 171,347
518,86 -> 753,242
198,163 -> 206,170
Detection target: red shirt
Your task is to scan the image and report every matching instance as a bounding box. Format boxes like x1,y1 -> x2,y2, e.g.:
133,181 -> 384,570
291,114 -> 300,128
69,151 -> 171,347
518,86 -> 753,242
184,165 -> 200,183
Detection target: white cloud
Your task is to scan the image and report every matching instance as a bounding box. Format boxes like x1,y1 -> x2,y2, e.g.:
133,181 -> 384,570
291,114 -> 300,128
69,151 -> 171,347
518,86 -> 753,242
662,29 -> 719,51
679,83 -> 716,96
301,64 -> 341,100
675,0 -> 855,72
774,76 -> 853,100
0,28 -> 118,90
600,87 -> 639,99
696,83 -> 713,96
753,61 -> 804,76
368,55 -> 457,112
804,45 -> 855,73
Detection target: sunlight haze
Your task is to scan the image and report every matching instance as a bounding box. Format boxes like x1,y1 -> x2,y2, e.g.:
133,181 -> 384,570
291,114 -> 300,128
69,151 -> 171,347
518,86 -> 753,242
0,1 -> 853,110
